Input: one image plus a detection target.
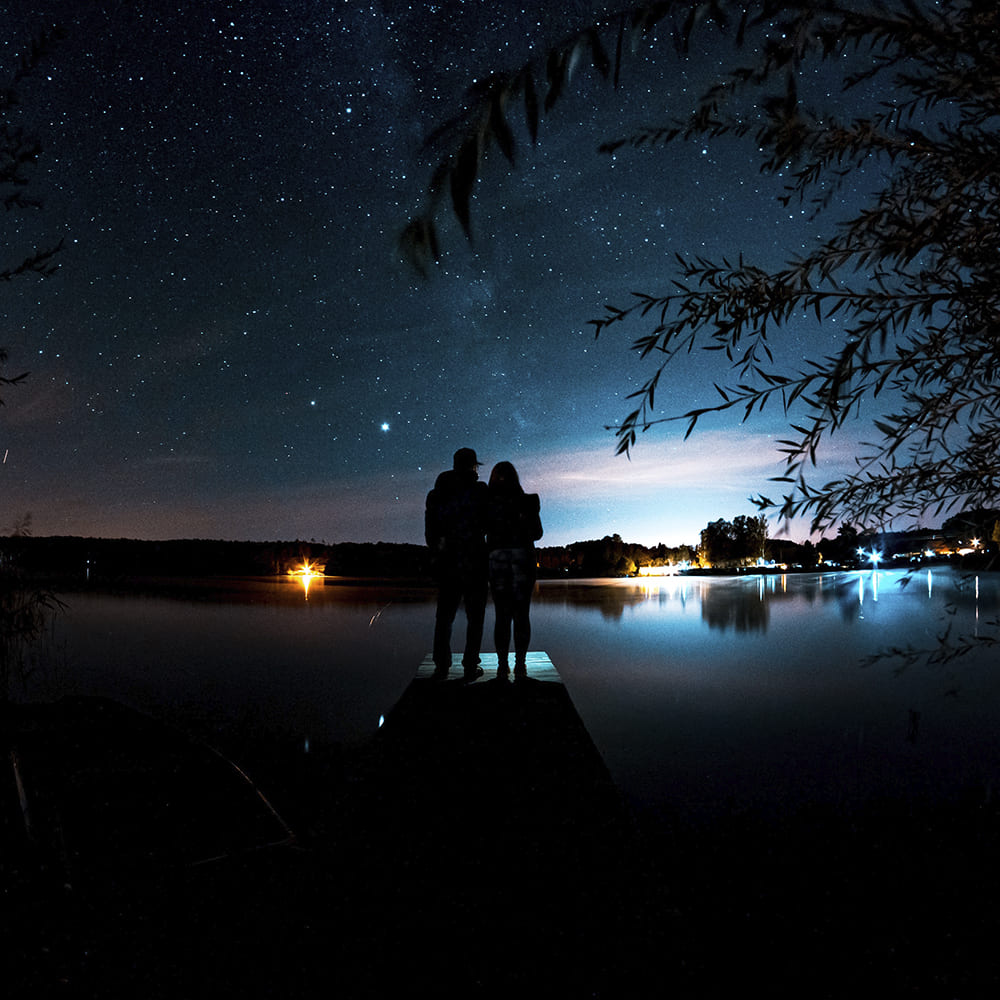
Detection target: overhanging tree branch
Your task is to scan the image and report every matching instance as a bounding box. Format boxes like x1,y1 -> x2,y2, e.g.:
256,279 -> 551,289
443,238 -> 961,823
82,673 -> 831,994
403,1 -> 1000,532
1,25 -> 65,405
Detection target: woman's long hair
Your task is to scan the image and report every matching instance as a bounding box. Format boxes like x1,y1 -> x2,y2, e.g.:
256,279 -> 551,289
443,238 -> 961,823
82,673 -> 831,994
488,461 -> 523,494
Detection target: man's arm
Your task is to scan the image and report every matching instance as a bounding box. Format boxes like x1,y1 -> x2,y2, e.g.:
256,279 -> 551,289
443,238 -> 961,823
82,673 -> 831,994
425,489 -> 440,548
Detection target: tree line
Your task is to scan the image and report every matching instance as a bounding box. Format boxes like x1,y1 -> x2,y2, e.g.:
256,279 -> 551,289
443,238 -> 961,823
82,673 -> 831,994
5,503 -> 997,584
3,536 -> 431,583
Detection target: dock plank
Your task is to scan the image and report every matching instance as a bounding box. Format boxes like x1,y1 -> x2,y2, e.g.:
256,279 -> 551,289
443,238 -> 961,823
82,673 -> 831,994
415,649 -> 560,683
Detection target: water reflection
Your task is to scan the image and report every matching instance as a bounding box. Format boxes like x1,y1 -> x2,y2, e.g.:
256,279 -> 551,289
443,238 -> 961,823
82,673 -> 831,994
34,568 -> 1000,823
618,568 -> 1000,634
532,570 -> 1000,820
699,580 -> 769,632
546,571 -> 888,634
533,580 -> 650,620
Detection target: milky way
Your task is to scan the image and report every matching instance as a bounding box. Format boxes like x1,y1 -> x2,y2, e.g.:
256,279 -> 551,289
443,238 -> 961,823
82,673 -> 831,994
1,2 -> 869,546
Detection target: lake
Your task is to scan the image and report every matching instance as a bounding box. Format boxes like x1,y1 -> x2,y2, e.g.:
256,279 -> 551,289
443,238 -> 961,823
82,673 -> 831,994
31,567 -> 1000,824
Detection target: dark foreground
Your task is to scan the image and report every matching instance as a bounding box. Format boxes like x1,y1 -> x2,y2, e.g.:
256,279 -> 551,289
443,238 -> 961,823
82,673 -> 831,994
7,670 -> 1000,998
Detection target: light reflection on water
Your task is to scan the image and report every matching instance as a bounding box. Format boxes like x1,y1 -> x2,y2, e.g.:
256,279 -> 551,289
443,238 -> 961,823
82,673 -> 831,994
538,569 -> 1000,820
36,568 -> 1000,822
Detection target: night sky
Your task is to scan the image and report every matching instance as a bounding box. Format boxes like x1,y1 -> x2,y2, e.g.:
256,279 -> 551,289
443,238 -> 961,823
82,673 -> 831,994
1,1 -> 866,547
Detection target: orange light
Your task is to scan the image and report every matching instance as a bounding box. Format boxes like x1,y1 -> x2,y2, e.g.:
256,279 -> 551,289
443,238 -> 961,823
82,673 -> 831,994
288,562 -> 323,598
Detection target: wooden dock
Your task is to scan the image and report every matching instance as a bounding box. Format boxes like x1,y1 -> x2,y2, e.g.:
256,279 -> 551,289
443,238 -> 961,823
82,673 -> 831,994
334,651 -> 639,994
413,649 -> 561,682
363,650 -> 627,854
373,651 -> 622,842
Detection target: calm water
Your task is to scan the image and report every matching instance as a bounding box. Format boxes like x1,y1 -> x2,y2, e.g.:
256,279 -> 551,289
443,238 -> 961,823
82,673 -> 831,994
31,568 -> 1000,822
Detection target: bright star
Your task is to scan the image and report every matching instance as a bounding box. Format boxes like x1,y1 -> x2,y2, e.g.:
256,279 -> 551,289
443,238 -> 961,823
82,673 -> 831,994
380,422 -> 390,432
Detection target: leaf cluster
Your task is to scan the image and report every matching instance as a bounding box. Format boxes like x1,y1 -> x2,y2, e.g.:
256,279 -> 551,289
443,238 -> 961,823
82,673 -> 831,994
860,615 -> 1000,677
1,24 -> 64,217
1,514 -> 65,703
589,0 -> 1000,531
399,2 -> 737,273
402,2 -> 1000,533
1,25 -> 65,403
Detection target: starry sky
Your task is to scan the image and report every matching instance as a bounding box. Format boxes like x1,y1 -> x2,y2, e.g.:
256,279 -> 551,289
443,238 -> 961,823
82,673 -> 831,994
1,1 -> 868,548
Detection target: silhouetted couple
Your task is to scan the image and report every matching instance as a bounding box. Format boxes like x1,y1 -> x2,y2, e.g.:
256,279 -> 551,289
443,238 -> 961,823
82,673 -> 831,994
425,447 -> 543,682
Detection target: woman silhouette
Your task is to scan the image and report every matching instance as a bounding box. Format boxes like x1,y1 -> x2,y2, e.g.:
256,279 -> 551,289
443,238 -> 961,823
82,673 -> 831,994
486,461 -> 543,680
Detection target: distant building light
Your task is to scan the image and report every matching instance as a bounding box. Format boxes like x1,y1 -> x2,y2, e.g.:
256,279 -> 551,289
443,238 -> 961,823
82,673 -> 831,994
637,563 -> 687,577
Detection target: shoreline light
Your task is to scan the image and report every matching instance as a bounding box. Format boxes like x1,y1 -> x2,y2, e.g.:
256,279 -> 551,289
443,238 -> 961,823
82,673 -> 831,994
288,561 -> 324,598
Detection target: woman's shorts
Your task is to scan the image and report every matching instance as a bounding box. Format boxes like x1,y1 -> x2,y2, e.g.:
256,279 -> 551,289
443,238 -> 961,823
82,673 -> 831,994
489,547 -> 536,603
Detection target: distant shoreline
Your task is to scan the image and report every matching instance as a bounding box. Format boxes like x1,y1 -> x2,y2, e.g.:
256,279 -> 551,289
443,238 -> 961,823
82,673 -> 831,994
6,533 -> 996,591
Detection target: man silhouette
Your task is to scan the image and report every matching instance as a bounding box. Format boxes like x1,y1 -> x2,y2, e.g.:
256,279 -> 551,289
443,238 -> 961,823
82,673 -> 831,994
425,447 -> 489,681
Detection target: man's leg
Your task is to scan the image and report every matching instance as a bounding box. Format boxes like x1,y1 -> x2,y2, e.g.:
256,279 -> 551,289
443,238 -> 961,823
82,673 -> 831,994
433,577 -> 462,672
461,575 -> 488,673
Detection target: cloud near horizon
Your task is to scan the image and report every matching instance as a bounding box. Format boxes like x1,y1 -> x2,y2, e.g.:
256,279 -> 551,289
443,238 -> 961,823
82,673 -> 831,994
533,432 -> 788,493
8,428 -> 858,548
510,429 -> 865,546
